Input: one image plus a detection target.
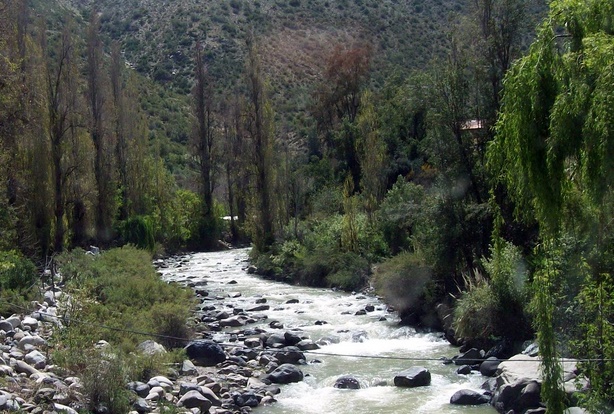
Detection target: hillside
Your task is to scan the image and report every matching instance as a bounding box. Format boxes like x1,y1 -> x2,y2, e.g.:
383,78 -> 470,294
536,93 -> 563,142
65,0 -> 471,93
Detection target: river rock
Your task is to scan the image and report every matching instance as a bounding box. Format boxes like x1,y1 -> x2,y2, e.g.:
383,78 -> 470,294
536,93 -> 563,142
264,363 -> 304,384
334,375 -> 361,389
53,403 -> 77,414
128,381 -> 150,398
283,331 -> 302,346
265,333 -> 286,348
479,356 -> 501,377
233,392 -> 261,407
456,365 -> 472,375
394,367 -> 431,387
454,348 -> 484,365
450,389 -> 490,405
285,299 -> 299,304
4,316 -> 21,329
18,335 -> 46,351
136,340 -> 166,355
247,304 -> 270,312
219,315 -> 246,327
186,340 -> 227,366
21,316 -> 39,331
132,397 -> 151,413
180,359 -> 198,376
25,350 -> 47,370
274,346 -> 305,364
492,379 -> 541,413
14,360 -> 39,376
297,339 -> 319,351
177,390 -> 213,411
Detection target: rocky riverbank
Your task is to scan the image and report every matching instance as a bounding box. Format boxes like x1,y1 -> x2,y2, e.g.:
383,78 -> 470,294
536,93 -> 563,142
0,252 -> 592,413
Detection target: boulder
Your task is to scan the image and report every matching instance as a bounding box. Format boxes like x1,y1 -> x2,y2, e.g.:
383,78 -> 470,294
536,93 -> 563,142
177,390 -> 213,411
456,365 -> 472,375
334,375 -> 361,389
219,316 -> 246,327
136,340 -> 166,355
132,398 -> 151,413
274,346 -> 305,364
180,359 -> 198,376
21,316 -> 39,331
297,339 -> 319,351
25,350 -> 47,370
265,333 -> 287,348
127,381 -> 150,398
492,379 -> 541,413
450,389 -> 490,405
394,367 -> 431,387
455,348 -> 484,366
17,335 -> 46,351
479,356 -> 501,377
233,392 -> 261,407
185,340 -> 227,366
264,363 -> 304,384
283,331 -> 302,346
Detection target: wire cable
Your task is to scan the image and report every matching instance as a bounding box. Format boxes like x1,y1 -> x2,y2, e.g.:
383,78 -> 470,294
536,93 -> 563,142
1,298 -> 610,364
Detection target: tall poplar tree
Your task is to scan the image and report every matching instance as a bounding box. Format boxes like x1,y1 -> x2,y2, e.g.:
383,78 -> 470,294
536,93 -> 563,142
87,12 -> 115,244
192,41 -> 217,249
244,38 -> 275,253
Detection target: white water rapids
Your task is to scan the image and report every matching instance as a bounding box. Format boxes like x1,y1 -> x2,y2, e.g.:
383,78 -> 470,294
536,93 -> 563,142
159,248 -> 496,414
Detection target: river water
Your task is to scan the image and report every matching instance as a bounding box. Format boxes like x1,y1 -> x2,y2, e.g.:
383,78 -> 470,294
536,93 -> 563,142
159,248 -> 496,414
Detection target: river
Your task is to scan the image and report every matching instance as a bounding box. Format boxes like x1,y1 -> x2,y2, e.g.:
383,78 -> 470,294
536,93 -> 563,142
159,248 -> 496,414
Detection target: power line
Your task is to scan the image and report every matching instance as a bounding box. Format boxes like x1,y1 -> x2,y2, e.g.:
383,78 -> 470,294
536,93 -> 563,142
1,299 -> 610,364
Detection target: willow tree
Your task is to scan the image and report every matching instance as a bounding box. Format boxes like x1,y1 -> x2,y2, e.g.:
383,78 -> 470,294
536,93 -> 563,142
489,0 -> 614,410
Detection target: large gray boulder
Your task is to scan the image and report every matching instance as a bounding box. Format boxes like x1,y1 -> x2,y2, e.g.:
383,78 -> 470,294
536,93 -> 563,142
274,346 -> 305,364
455,348 -> 484,366
264,363 -> 304,384
177,390 -> 213,411
450,389 -> 490,405
394,367 -> 431,387
185,340 -> 227,366
479,356 -> 501,377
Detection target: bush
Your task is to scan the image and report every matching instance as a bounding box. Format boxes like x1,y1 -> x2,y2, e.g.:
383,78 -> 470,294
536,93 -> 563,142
374,251 -> 433,315
53,246 -> 194,353
452,276 -> 498,340
82,349 -> 132,414
0,250 -> 38,317
453,241 -> 532,342
0,250 -> 37,291
120,216 -> 155,251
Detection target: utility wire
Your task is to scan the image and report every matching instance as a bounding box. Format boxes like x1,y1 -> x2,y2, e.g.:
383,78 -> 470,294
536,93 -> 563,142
1,299 -> 609,364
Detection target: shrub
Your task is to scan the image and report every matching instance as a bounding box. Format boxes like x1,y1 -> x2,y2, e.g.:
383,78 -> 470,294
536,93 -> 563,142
374,251 -> 433,315
53,246 -> 194,354
120,216 -> 155,251
82,349 -> 132,414
453,241 -> 532,342
452,277 -> 498,340
0,250 -> 37,291
0,250 -> 38,317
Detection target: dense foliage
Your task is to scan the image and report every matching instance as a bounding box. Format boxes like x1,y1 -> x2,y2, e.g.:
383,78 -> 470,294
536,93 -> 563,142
2,0 -> 613,411
52,246 -> 193,412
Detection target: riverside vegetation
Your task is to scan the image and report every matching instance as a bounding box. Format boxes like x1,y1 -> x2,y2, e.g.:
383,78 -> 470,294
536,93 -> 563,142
1,0 -> 613,412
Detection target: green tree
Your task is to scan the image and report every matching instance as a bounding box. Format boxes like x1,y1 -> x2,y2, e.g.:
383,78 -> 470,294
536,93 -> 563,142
191,41 -> 218,249
244,37 -> 275,253
87,13 -> 116,244
489,0 -> 614,410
